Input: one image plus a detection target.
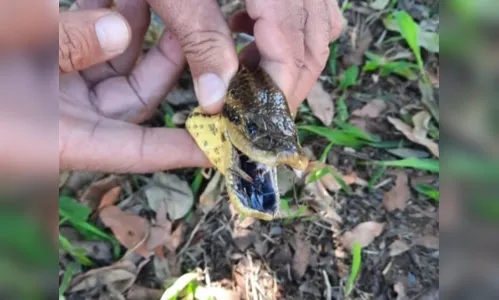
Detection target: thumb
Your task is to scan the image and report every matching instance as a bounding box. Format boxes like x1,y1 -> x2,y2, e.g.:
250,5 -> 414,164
59,10 -> 131,73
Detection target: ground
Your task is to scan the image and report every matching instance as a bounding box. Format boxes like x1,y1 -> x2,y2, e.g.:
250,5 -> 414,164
58,0 -> 439,299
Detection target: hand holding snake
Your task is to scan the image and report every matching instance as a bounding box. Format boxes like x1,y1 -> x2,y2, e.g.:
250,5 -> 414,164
56,0 -> 345,175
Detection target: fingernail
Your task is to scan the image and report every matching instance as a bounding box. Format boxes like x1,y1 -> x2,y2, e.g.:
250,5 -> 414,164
194,73 -> 227,107
95,14 -> 130,55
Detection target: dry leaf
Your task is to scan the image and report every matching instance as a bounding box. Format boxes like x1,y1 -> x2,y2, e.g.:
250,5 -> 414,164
415,235 -> 439,249
383,171 -> 410,212
340,221 -> 385,251
99,186 -> 121,210
65,171 -> 100,192
172,111 -> 189,125
69,259 -> 138,294
99,206 -> 151,257
352,99 -> 387,118
387,111 -> 439,157
306,81 -> 334,126
59,171 -> 70,188
199,171 -> 223,212
145,172 -> 194,220
126,285 -> 164,300
343,27 -> 373,66
80,175 -> 122,211
146,202 -> 185,259
389,240 -> 411,256
292,233 -> 311,279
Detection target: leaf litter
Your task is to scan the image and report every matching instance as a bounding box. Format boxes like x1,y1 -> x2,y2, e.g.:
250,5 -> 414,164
388,110 -> 439,157
306,81 -> 335,126
59,0 -> 440,298
383,170 -> 411,212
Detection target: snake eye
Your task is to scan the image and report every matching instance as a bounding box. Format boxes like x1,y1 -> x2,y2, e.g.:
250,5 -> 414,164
246,121 -> 258,136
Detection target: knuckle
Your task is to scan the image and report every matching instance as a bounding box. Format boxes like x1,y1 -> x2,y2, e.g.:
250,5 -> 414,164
59,23 -> 90,72
179,30 -> 234,71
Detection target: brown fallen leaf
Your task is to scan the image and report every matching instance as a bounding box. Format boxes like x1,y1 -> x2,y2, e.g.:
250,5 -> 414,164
98,185 -> 121,210
68,259 -> 138,294
383,170 -> 410,212
148,202 -> 185,254
352,99 -> 387,118
340,221 -> 385,251
145,172 -> 194,220
126,285 -> 164,300
292,233 -> 311,280
387,111 -> 439,157
80,175 -> 123,211
389,239 -> 411,256
199,171 -> 224,213
59,171 -> 70,188
306,81 -> 334,126
99,205 -> 151,258
414,235 -> 439,250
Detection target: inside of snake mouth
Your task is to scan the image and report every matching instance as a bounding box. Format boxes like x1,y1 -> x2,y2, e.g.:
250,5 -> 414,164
231,148 -> 279,215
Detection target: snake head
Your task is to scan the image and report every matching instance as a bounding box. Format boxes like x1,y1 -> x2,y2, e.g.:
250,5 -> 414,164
222,65 -> 309,171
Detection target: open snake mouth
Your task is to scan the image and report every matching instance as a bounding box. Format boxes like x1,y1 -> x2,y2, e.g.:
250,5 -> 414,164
230,148 -> 280,216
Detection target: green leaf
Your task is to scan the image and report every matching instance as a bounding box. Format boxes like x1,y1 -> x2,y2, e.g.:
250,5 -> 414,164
59,263 -> 79,299
414,184 -> 440,201
381,61 -> 419,80
319,141 -> 335,163
345,242 -> 362,296
328,42 -> 339,78
59,196 -> 90,223
368,157 -> 439,173
307,166 -> 352,195
333,120 -> 379,142
363,60 -> 380,72
339,65 -> 359,90
298,125 -> 367,148
393,11 -> 423,71
190,169 -> 204,195
335,96 -> 349,123
59,234 -> 94,266
161,272 -> 199,300
368,166 -> 386,192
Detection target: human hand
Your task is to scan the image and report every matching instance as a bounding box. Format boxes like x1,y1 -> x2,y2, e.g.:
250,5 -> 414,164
59,0 -> 212,173
147,0 -> 345,114
59,0 -> 345,174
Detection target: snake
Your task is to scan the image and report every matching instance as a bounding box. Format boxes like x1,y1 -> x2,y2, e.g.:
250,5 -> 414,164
185,64 -> 309,221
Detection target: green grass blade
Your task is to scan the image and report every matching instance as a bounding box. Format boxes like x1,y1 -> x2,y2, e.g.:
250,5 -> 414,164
298,125 -> 368,148
328,42 -> 339,78
368,157 -> 439,173
368,166 -> 386,192
345,242 -> 362,296
160,272 -> 199,300
414,184 -> 440,201
339,65 -> 359,90
190,169 -> 204,195
59,263 -> 79,299
335,96 -> 349,123
392,11 -> 424,73
319,141 -> 335,163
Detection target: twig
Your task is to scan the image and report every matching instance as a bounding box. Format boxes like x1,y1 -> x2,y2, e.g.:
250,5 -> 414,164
176,197 -> 223,258
323,269 -> 332,300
